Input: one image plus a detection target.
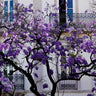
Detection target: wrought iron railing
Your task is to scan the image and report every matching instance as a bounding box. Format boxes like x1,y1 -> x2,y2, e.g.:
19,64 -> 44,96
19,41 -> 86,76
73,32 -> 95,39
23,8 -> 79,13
67,13 -> 96,27
59,80 -> 78,90
49,13 -> 96,26
1,12 -> 96,27
58,74 -> 78,90
9,74 -> 24,90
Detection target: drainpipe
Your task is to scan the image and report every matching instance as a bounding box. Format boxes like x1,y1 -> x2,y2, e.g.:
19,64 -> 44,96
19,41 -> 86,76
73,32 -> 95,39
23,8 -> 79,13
59,0 -> 66,25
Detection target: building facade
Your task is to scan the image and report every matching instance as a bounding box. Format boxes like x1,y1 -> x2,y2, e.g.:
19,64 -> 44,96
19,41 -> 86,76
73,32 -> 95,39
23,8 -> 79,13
18,0 -> 95,96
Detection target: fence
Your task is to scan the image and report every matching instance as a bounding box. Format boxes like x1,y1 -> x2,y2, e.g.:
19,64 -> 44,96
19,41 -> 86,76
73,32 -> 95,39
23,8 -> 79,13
58,74 -> 78,90
49,13 -> 96,27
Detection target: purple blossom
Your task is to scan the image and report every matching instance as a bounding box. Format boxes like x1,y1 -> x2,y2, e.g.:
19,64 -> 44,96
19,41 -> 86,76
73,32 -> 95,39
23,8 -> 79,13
72,69 -> 76,73
37,34 -> 41,39
26,38 -> 30,42
20,33 -> 27,38
4,44 -> 9,50
54,20 -> 58,24
0,44 -> 4,51
3,78 -> 8,82
44,8 -> 48,11
0,61 -> 4,66
87,94 -> 94,96
92,72 -> 96,75
75,57 -> 88,65
42,59 -> 46,64
0,3 -> 2,6
60,51 -> 66,56
0,71 -> 2,77
93,32 -> 96,36
18,43 -> 23,49
23,49 -> 29,55
68,57 -> 74,65
44,23 -> 48,27
27,47 -> 32,52
3,31 -> 8,39
85,10 -> 88,13
29,4 -> 33,9
15,49 -> 20,55
28,63 -> 32,68
92,87 -> 96,92
0,3 -> 96,95
50,13 -> 57,16
28,9 -> 33,12
52,4 -> 56,7
34,73 -> 38,78
29,34 -> 36,39
51,48 -> 56,53
44,46 -> 49,52
49,69 -> 53,76
43,83 -> 48,89
41,94 -> 45,96
35,66 -> 39,70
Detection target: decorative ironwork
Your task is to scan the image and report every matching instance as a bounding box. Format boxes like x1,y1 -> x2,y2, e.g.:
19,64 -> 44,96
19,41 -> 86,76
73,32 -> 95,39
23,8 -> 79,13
59,80 -> 78,90
13,74 -> 24,90
49,13 -> 96,25
9,74 -> 24,90
67,13 -> 96,24
58,74 -> 78,90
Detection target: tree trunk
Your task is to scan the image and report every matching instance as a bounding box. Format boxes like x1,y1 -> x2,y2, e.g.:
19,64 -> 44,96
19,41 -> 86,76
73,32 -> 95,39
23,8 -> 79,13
30,86 -> 41,96
0,82 -> 2,96
51,84 -> 57,96
59,0 -> 66,25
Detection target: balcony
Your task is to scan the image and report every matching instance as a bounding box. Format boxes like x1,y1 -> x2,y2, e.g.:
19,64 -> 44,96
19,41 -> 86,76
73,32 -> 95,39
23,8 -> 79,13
49,13 -> 96,28
67,13 -> 96,23
1,74 -> 25,95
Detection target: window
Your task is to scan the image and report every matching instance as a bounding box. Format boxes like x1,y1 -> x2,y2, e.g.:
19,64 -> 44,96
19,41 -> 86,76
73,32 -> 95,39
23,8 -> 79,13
13,74 -> 24,90
67,0 -> 73,22
3,51 -> 13,80
59,0 -> 73,24
4,1 -> 8,22
4,0 -> 14,22
10,0 -> 13,21
4,64 -> 13,81
59,56 -> 78,90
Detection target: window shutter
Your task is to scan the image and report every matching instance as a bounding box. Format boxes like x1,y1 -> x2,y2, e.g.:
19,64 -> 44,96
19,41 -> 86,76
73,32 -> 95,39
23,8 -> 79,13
67,0 -> 73,22
4,1 -> 8,22
10,0 -> 13,21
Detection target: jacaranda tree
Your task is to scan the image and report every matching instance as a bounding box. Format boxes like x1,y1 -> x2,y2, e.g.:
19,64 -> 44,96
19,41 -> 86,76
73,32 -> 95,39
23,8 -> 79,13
0,2 -> 96,96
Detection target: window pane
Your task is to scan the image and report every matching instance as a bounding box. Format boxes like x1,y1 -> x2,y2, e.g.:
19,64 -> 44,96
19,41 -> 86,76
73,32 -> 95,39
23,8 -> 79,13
10,0 -> 13,21
4,1 -> 8,22
67,9 -> 73,22
68,0 -> 73,8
